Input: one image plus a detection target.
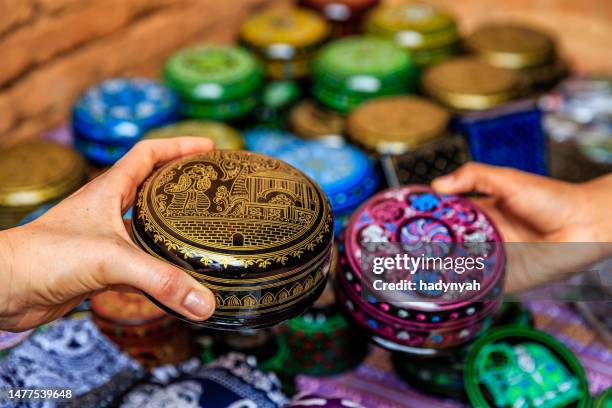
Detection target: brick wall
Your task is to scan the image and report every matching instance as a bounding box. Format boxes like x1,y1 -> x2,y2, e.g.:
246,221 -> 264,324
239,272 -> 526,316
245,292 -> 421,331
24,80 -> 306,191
0,0 -> 610,147
0,0 -> 291,148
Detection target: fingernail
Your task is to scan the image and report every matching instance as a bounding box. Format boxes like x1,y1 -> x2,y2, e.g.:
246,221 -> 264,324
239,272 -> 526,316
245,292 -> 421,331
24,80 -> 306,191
432,174 -> 455,191
183,290 -> 214,319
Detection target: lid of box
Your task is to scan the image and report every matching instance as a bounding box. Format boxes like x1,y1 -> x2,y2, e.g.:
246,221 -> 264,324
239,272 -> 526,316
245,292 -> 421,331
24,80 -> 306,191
144,120 -> 244,150
72,78 -> 179,145
91,291 -> 167,326
364,2 -> 458,50
464,327 -> 591,408
302,0 -> 380,21
0,141 -> 86,207
240,7 -> 330,57
465,23 -> 556,69
133,149 -> 333,273
289,100 -> 345,139
244,129 -> 303,156
276,138 -> 379,213
163,45 -> 263,102
312,36 -> 416,93
260,81 -> 302,109
347,96 -> 450,154
422,57 -> 523,110
344,185 -> 505,309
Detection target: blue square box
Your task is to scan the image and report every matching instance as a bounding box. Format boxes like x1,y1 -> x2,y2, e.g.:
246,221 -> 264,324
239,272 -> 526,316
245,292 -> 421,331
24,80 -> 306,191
454,99 -> 548,175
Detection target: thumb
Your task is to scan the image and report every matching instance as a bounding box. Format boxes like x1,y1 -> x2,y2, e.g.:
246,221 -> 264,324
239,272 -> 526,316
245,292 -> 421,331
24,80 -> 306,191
101,243 -> 216,321
432,162 -> 522,199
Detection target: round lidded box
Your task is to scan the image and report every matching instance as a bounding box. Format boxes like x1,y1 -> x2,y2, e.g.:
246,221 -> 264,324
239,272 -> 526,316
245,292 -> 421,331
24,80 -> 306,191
289,100 -> 345,139
336,185 -> 505,354
144,120 -> 244,150
300,0 -> 381,37
0,141 -> 86,229
91,291 -> 193,367
422,57 -> 524,111
239,7 -> 330,79
131,150 -> 334,330
364,2 -> 459,66
464,327 -> 591,408
72,78 -> 179,147
311,36 -> 417,113
274,138 -> 379,235
347,95 -> 450,155
465,23 -> 566,90
163,45 -> 263,120
281,246 -> 368,376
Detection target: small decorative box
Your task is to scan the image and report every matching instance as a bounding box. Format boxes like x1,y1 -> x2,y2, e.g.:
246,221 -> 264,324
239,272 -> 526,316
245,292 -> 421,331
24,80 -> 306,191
464,327 -> 591,408
91,291 -> 192,368
280,247 -> 368,376
311,36 -> 417,113
423,57 -> 547,174
72,78 -> 179,165
289,100 -> 346,140
251,80 -> 302,130
391,301 -> 533,399
144,120 -> 245,150
300,0 -> 380,38
0,141 -> 86,230
275,138 -> 380,234
364,2 -> 459,67
131,150 -> 334,330
244,129 -> 304,156
240,7 -> 330,80
465,23 -> 567,92
347,95 -> 469,185
164,45 -> 263,121
392,348 -> 466,399
337,186 -> 505,354
200,329 -> 289,374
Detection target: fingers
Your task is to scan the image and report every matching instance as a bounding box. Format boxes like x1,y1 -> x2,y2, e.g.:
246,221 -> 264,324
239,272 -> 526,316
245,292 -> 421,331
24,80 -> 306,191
101,242 -> 216,321
432,162 -> 527,199
106,137 -> 215,210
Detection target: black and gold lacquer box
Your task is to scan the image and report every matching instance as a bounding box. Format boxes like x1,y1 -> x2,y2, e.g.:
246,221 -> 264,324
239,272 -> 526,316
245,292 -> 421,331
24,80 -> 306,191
131,150 -> 334,330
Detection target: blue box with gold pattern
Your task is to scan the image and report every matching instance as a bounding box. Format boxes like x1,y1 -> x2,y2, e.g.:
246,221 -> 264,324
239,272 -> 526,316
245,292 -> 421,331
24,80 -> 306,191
71,78 -> 179,165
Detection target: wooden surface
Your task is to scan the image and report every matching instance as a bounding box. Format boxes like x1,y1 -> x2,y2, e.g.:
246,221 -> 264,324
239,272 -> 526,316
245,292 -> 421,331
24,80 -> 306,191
0,0 -> 610,147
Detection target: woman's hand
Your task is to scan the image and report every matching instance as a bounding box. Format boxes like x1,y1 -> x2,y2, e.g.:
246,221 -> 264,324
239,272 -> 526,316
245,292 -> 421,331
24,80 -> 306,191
432,162 -> 612,292
0,137 -> 216,332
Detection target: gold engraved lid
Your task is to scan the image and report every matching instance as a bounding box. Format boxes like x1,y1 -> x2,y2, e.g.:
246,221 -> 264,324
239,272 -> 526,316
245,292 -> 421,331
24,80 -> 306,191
465,23 -> 556,69
131,150 -> 334,329
144,120 -> 244,150
347,96 -> 450,154
422,57 -> 524,111
0,141 -> 86,207
289,100 -> 345,139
